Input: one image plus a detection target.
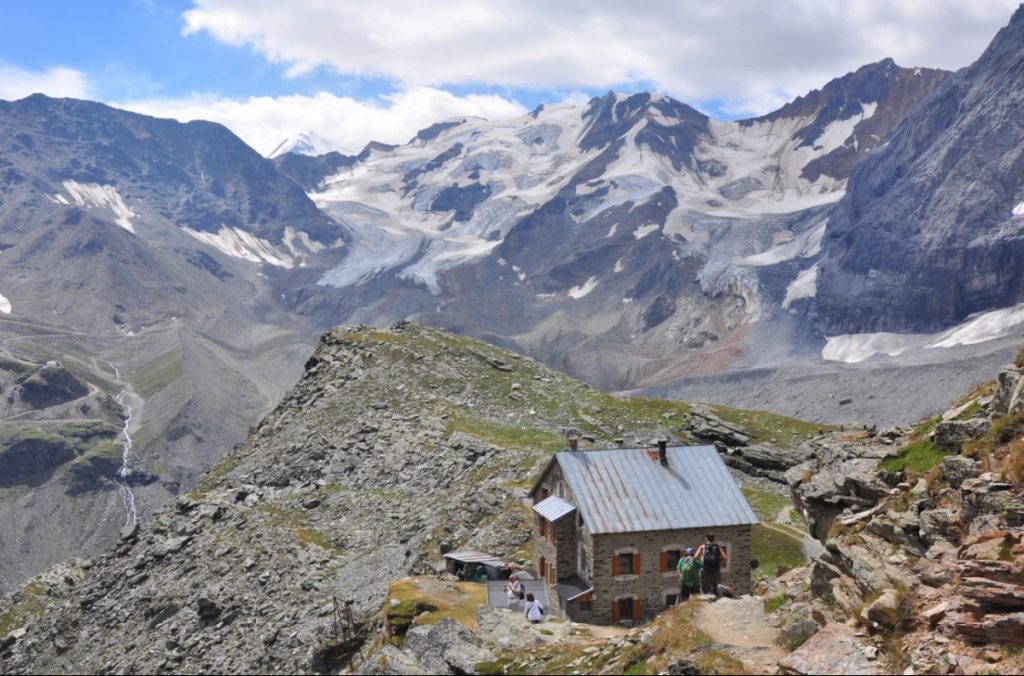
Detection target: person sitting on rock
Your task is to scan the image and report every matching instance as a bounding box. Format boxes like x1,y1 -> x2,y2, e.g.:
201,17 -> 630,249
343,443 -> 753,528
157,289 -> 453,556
523,592 -> 545,624
504,574 -> 524,609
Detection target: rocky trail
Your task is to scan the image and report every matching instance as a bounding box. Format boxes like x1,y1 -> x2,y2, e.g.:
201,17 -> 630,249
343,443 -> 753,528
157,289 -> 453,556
694,596 -> 784,674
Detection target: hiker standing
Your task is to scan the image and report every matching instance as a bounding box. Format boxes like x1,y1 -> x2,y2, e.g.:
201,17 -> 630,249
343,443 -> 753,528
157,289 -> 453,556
504,574 -> 524,609
677,547 -> 702,603
695,533 -> 727,595
523,592 -> 545,624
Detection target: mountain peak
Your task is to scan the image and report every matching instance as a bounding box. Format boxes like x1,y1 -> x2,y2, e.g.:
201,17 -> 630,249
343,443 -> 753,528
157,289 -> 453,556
267,132 -> 331,159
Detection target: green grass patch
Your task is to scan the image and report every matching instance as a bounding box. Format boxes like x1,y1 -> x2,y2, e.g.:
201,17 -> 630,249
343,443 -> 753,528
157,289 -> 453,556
880,438 -> 948,473
764,594 -> 789,614
447,412 -> 565,452
0,582 -> 49,637
260,503 -> 344,555
742,485 -> 792,522
752,524 -> 806,577
132,350 -> 185,398
387,577 -> 487,634
623,659 -> 649,675
710,405 -> 833,447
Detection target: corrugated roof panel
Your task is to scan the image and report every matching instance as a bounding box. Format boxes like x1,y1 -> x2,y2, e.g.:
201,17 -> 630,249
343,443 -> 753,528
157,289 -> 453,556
443,551 -> 507,567
556,446 -> 759,534
533,495 -> 577,522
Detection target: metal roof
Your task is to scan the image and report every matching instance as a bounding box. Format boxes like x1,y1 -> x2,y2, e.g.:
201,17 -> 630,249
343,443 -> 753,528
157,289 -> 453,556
442,551 -> 507,568
553,575 -> 594,602
554,446 -> 759,534
532,495 -> 577,522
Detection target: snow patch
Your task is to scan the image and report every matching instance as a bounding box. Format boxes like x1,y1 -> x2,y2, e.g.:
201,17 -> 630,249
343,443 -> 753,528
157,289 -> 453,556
614,259 -> 624,273
182,226 -> 295,267
1013,202 -> 1024,216
633,223 -> 660,239
927,304 -> 1024,349
568,276 -> 598,299
823,302 -> 1024,363
0,293 -> 10,314
61,181 -> 136,233
606,224 -> 617,238
808,102 -> 877,155
822,332 -> 921,363
739,220 -> 827,267
782,264 -> 819,309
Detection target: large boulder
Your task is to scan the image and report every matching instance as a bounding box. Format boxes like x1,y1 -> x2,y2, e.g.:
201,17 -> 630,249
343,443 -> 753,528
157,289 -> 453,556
864,588 -> 901,628
788,442 -> 890,542
932,419 -> 990,452
778,623 -> 881,675
400,618 -> 495,675
940,455 -> 979,488
991,364 -> 1024,416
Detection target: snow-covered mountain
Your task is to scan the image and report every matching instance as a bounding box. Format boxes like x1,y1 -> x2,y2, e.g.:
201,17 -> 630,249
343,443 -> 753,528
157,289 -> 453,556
276,59 -> 948,388
267,131 -> 333,158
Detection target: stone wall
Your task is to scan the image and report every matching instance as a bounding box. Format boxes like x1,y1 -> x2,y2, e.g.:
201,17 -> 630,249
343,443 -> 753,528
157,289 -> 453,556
584,524 -> 753,624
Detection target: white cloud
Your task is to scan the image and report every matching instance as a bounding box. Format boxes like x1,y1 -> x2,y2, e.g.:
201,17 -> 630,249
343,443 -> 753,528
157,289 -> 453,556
0,63 -> 90,100
117,87 -> 525,155
182,0 -> 1020,116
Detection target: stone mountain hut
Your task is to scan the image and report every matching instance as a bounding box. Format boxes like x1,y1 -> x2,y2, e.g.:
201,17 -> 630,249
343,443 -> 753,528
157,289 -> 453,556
528,441 -> 759,624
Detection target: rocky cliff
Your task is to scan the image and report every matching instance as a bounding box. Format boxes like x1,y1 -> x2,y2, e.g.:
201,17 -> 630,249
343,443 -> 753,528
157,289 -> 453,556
814,6 -> 1024,334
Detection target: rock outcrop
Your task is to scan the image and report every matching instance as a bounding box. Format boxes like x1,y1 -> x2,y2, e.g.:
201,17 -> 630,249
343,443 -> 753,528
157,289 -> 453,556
773,357 -> 1024,673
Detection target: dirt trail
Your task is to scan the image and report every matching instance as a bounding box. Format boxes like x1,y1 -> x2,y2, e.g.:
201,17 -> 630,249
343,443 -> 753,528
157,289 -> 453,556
694,595 -> 785,675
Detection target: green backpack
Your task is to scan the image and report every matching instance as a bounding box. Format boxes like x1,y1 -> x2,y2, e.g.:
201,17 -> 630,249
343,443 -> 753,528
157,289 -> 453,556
679,558 -> 698,587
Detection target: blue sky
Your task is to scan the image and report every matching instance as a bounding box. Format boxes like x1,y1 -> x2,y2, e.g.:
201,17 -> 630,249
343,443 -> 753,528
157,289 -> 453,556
0,1 -> 1017,154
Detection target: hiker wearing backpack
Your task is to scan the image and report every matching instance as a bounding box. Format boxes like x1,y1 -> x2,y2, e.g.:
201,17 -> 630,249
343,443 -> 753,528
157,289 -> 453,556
677,547 -> 702,602
695,533 -> 727,595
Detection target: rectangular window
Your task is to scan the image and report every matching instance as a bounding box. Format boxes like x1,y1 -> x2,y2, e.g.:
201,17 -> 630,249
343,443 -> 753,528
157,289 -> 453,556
618,552 -> 634,575
665,549 -> 682,571
579,600 -> 592,613
665,593 -> 678,608
618,597 -> 633,621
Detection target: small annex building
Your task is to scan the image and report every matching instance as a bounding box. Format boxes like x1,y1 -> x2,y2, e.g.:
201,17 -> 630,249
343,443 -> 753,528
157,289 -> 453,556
528,441 -> 759,624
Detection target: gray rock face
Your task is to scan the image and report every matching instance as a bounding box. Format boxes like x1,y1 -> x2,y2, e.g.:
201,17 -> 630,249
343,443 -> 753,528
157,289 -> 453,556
398,618 -> 495,675
932,419 -> 990,452
815,8 -> 1024,334
777,622 -> 881,675
788,442 -> 890,542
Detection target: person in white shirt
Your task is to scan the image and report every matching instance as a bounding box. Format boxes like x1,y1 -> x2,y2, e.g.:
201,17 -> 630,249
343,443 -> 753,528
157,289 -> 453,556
504,574 -> 524,609
523,592 -> 545,624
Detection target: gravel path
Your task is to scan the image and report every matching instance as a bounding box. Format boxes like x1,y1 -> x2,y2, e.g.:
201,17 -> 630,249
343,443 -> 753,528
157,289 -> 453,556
695,595 -> 785,674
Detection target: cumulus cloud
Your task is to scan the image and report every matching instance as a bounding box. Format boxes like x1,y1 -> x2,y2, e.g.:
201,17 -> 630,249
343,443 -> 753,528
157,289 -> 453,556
117,87 -> 526,155
182,0 -> 1019,116
0,63 -> 90,101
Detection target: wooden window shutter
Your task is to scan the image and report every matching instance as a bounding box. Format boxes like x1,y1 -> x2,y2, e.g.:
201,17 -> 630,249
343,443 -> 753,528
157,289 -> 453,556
612,601 -> 620,623
612,555 -> 621,577
660,551 -> 668,573
633,553 -> 641,574
632,598 -> 641,621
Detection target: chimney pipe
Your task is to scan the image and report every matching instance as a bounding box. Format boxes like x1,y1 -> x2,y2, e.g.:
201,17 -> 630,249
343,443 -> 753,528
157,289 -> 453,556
657,439 -> 667,466
615,438 -> 625,449
568,436 -> 579,452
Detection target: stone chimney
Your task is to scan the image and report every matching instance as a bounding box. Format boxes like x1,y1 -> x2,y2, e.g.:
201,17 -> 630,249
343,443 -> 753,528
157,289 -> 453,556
568,436 -> 579,451
615,438 -> 625,449
657,439 -> 668,466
